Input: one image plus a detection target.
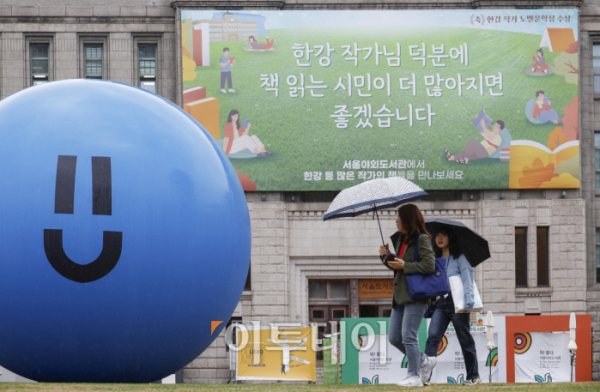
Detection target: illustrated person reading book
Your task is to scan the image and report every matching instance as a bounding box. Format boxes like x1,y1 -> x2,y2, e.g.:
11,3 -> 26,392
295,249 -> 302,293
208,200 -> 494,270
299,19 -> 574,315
531,90 -> 562,124
531,48 -> 549,73
445,114 -> 504,164
219,47 -> 235,93
222,109 -> 273,158
246,35 -> 275,50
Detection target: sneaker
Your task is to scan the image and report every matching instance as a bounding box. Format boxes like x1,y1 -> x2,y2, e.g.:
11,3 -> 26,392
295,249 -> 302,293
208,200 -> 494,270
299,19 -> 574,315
221,89 -> 227,93
228,89 -> 236,92
420,356 -> 436,385
398,375 -> 423,387
531,67 -> 535,72
543,69 -> 547,74
463,376 -> 482,385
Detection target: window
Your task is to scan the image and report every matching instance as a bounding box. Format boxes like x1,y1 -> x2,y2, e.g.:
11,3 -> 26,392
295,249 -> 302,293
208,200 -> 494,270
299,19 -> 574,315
515,227 -> 528,287
309,281 -> 326,298
78,37 -> 107,79
536,227 -> 549,287
244,263 -> 251,291
138,44 -> 157,93
595,44 -> 600,92
30,43 -> 49,86
309,280 -> 348,299
84,44 -> 103,79
596,134 -> 600,188
329,280 -> 348,298
596,229 -> 600,284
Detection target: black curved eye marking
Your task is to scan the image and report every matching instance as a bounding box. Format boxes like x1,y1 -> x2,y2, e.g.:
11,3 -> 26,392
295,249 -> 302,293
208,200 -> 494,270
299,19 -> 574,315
45,155 -> 122,283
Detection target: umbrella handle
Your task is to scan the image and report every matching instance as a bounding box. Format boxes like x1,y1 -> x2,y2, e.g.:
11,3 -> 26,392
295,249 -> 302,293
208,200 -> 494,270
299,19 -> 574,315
374,206 -> 386,247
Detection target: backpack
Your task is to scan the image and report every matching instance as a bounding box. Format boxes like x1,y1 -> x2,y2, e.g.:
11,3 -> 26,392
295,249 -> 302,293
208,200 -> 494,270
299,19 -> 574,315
405,234 -> 450,300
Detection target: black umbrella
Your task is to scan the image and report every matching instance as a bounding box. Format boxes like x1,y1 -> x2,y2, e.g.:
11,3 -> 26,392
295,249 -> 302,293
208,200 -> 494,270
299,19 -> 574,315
424,218 -> 490,267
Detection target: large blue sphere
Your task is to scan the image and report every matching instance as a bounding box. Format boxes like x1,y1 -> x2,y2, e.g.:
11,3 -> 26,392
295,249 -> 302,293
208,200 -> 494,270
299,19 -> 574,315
0,80 -> 251,382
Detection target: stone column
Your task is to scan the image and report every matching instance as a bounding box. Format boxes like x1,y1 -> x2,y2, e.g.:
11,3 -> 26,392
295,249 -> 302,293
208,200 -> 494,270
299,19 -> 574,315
350,279 -> 359,318
1,33 -> 25,98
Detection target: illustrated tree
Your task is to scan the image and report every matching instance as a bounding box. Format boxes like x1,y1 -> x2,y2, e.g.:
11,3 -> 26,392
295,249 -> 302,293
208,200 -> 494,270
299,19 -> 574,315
547,127 -> 569,150
553,43 -> 579,85
519,158 -> 558,189
561,97 -> 579,141
182,55 -> 197,82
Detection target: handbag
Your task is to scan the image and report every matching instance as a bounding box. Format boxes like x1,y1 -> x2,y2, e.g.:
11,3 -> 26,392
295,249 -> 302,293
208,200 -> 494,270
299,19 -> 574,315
449,275 -> 484,313
423,302 -> 436,318
405,234 -> 449,300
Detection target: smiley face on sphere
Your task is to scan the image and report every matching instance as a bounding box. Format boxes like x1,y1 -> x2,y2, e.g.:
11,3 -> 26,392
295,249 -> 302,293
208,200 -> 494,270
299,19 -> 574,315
0,80 -> 250,382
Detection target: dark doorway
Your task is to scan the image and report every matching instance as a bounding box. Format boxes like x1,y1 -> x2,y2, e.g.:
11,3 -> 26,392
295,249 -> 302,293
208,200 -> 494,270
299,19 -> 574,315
359,305 -> 378,317
359,305 -> 392,318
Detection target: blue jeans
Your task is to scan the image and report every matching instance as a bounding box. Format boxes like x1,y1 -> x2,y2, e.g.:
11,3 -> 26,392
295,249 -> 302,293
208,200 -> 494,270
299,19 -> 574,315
424,294 -> 479,381
389,302 -> 428,377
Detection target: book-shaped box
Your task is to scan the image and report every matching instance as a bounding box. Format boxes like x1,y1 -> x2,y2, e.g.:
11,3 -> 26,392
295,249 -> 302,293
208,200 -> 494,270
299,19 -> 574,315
184,97 -> 220,141
192,24 -> 210,67
539,28 -> 576,53
183,86 -> 207,104
242,119 -> 250,129
508,140 -> 580,189
473,109 -> 492,133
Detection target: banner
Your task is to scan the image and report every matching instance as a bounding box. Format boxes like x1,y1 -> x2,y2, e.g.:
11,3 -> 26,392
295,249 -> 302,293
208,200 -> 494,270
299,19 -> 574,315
236,326 -> 316,381
514,332 -> 571,383
340,315 -> 507,384
341,317 -> 428,384
181,9 -> 579,191
358,333 -> 406,384
429,315 -> 507,384
323,335 -> 340,384
505,315 -> 592,382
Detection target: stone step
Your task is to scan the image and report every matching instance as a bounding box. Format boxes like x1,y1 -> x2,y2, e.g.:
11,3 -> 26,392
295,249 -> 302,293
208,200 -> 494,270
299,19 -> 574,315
316,366 -> 323,384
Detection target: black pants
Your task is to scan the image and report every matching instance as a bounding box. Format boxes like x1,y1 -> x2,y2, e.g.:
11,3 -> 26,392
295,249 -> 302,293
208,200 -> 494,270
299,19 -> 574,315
424,294 -> 479,381
221,71 -> 232,89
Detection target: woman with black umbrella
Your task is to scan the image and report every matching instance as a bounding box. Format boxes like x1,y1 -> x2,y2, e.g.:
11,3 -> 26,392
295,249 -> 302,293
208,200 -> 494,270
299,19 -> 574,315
422,226 -> 482,386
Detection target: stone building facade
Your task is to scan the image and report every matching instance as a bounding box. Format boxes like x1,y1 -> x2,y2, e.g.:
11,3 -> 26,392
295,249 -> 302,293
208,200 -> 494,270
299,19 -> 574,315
0,0 -> 596,384
0,0 -> 178,102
